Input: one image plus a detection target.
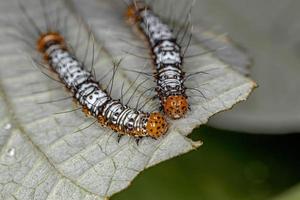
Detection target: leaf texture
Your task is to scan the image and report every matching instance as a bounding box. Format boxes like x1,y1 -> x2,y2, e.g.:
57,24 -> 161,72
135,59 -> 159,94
0,0 -> 255,199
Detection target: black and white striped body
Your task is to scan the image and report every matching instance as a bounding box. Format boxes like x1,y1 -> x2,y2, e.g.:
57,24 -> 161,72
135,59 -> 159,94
47,45 -> 150,136
139,9 -> 186,102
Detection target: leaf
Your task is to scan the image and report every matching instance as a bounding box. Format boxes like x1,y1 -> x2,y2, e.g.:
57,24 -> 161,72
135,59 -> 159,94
0,0 -> 255,199
188,0 -> 300,133
191,27 -> 252,76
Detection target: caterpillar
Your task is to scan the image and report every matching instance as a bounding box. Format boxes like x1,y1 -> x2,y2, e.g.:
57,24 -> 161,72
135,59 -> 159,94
17,0 -> 168,140
125,1 -> 189,119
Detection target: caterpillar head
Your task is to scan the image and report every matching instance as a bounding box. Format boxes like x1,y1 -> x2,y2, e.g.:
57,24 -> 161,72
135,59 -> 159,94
146,113 -> 168,139
163,95 -> 188,119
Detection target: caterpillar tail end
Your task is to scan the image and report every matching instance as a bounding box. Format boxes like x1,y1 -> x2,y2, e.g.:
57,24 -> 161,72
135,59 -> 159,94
146,112 -> 168,139
125,5 -> 139,24
36,32 -> 66,56
125,2 -> 147,24
163,95 -> 188,119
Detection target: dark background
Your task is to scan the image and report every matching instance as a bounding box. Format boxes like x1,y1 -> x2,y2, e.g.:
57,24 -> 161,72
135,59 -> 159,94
112,126 -> 300,200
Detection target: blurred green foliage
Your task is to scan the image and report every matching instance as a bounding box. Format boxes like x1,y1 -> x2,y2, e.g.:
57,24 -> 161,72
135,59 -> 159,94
112,126 -> 300,200
273,184 -> 300,200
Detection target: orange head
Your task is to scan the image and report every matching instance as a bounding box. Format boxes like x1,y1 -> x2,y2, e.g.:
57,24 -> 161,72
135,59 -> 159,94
37,32 -> 65,53
163,95 -> 188,119
146,112 -> 168,138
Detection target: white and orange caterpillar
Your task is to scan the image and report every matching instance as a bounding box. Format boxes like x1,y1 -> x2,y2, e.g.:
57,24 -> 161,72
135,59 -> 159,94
125,1 -> 189,119
18,1 -> 168,140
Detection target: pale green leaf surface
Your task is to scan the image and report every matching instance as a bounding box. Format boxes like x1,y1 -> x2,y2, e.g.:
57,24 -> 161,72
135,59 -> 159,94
0,0 -> 255,199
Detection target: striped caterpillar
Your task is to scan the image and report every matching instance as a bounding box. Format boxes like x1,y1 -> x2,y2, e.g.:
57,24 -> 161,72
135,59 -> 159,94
18,0 -> 168,140
125,1 -> 189,119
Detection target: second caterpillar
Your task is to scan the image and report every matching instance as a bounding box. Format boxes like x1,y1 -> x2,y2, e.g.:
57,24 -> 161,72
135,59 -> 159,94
126,1 -> 189,119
